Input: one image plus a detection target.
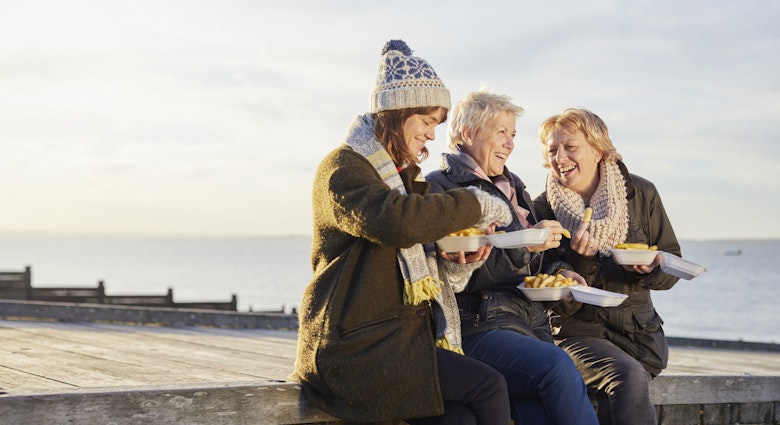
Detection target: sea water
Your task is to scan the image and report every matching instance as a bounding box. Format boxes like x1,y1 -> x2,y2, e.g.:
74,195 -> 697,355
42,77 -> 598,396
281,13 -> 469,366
0,235 -> 777,344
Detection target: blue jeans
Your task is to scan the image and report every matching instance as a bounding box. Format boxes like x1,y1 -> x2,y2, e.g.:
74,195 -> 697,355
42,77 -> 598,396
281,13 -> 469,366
463,329 -> 598,425
557,336 -> 656,425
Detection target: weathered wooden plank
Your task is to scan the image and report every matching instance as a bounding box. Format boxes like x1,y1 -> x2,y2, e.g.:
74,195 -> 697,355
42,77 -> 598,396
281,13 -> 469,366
0,267 -> 31,285
0,366 -> 73,391
0,278 -> 31,299
650,375 -> 780,405
663,346 -> 780,375
0,325 -> 293,387
658,404 -> 703,425
774,402 -> 780,424
0,267 -> 32,300
701,403 -> 738,424
31,286 -> 105,303
47,325 -> 292,375
739,402 -> 775,424
82,322 -> 300,359
0,332 -> 152,388
0,382 -> 343,425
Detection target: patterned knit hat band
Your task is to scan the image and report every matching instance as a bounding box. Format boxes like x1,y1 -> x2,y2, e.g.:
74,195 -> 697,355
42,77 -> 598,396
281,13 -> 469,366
370,40 -> 451,113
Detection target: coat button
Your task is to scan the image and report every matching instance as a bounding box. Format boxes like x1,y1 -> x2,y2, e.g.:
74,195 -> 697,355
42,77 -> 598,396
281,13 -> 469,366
416,307 -> 427,317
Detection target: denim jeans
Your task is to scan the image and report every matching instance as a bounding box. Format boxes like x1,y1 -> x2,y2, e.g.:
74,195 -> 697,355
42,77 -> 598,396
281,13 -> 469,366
462,329 -> 598,425
557,336 -> 656,425
406,347 -> 512,425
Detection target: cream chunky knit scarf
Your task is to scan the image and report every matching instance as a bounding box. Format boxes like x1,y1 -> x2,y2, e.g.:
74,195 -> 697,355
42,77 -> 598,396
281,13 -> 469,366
345,113 -> 463,353
546,161 -> 630,256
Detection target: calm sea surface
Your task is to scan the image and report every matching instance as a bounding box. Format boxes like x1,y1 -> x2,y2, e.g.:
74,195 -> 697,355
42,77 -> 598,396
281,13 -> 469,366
0,235 -> 777,344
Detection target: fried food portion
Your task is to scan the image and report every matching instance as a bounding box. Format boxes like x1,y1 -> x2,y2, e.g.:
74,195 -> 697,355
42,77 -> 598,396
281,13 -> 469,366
447,227 -> 487,237
614,243 -> 658,251
561,207 -> 593,239
583,207 -> 593,223
523,273 -> 577,288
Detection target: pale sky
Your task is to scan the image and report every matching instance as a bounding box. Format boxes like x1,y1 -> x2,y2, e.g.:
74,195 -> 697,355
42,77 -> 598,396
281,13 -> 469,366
1,0 -> 778,240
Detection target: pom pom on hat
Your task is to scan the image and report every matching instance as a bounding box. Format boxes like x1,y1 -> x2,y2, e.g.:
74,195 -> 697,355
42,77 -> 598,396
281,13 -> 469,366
382,39 -> 413,56
370,39 -> 450,113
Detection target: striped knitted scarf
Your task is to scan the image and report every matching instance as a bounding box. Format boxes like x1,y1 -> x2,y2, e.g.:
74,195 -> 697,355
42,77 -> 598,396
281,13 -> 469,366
345,113 -> 463,353
545,160 -> 629,256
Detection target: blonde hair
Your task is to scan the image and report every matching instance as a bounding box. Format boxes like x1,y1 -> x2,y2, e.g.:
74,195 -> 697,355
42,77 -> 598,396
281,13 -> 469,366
448,90 -> 524,151
538,108 -> 622,168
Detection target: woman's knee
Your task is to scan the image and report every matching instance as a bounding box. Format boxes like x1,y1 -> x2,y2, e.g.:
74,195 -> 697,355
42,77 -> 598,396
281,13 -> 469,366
602,357 -> 651,397
544,345 -> 581,374
533,345 -> 587,388
470,354 -> 509,394
621,360 -> 652,387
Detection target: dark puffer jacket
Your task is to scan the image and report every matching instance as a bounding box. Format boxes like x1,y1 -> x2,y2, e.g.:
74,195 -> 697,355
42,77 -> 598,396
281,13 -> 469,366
533,161 -> 681,377
427,153 -> 563,343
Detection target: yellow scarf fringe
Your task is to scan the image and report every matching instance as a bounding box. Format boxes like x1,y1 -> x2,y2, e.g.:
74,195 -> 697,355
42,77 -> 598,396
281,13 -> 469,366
403,276 -> 442,305
436,337 -> 464,354
404,278 -> 462,354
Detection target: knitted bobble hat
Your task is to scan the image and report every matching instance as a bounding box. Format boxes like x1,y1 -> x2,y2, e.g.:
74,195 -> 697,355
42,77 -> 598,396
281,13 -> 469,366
370,39 -> 451,113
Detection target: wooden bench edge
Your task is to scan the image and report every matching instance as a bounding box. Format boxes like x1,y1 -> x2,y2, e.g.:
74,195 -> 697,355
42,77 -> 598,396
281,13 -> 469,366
0,381 -> 342,425
2,375 -> 778,424
649,374 -> 780,405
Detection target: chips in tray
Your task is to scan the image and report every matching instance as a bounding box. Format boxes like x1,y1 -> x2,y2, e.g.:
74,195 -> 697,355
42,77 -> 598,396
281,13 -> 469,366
523,273 -> 577,288
516,273 -> 577,301
437,227 -> 493,253
447,227 -> 486,237
609,249 -> 659,265
435,235 -> 487,253
517,283 -> 572,301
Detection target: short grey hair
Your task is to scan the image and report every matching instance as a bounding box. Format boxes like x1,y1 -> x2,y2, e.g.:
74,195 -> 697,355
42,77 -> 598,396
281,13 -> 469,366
448,89 -> 524,151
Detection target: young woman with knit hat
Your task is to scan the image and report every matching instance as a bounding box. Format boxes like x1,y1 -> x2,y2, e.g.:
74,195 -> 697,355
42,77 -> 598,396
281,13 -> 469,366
533,108 -> 682,425
291,40 -> 513,425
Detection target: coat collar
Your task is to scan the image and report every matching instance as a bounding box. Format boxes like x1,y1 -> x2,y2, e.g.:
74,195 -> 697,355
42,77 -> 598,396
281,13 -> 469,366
617,160 -> 635,200
438,152 -> 527,192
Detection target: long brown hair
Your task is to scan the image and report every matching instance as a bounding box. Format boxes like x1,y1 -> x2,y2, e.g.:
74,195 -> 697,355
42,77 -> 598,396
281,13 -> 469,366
373,106 -> 447,167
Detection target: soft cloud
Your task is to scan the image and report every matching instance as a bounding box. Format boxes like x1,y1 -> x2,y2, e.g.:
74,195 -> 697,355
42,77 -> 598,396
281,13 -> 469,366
0,0 -> 778,238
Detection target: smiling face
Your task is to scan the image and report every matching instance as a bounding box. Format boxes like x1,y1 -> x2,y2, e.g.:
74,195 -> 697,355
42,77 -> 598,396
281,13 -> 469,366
402,107 -> 446,158
545,129 -> 603,199
461,110 -> 516,177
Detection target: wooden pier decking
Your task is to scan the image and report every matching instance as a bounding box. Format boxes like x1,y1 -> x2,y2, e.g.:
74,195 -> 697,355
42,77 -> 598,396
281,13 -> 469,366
0,300 -> 779,424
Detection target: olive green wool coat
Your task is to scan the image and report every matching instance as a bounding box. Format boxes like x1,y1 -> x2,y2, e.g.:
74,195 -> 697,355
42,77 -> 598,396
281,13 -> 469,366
291,145 -> 482,423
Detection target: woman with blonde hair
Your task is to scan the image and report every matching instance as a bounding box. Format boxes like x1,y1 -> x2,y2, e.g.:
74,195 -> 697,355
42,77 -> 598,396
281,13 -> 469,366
534,108 -> 681,424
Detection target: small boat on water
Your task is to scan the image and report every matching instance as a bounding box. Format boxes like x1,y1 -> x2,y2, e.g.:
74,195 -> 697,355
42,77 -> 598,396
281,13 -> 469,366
721,248 -> 743,256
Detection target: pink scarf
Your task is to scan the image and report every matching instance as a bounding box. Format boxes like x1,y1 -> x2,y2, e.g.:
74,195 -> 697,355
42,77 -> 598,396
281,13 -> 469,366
451,152 -> 532,228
